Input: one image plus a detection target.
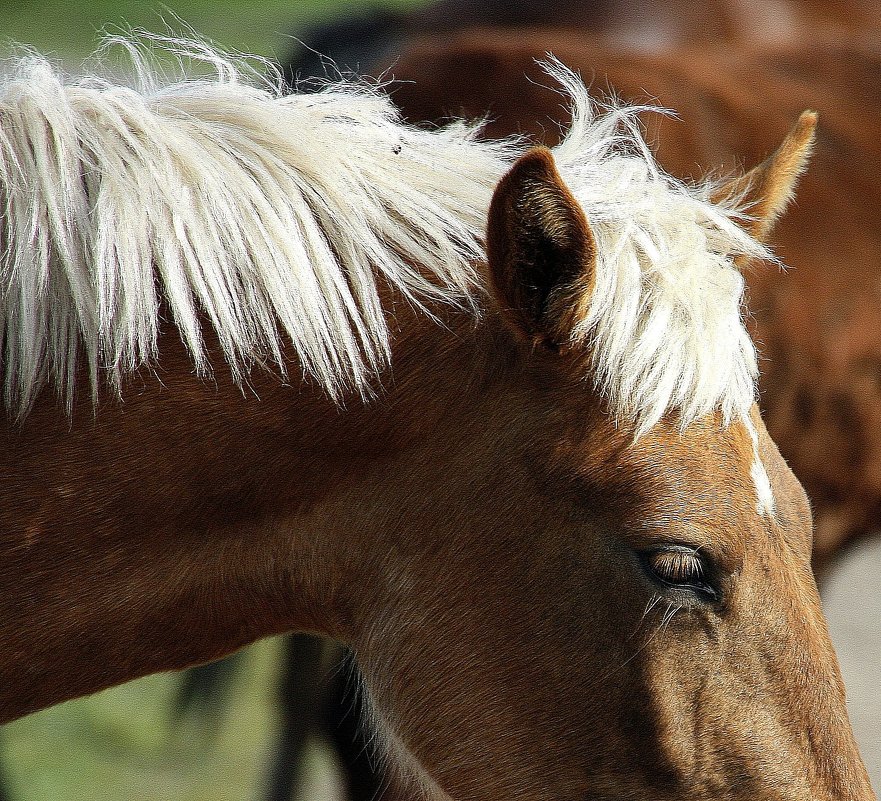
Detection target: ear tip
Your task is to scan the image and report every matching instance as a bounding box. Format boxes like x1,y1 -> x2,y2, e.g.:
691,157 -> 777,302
512,146 -> 558,176
795,110 -> 819,145
521,145 -> 556,163
799,109 -> 819,125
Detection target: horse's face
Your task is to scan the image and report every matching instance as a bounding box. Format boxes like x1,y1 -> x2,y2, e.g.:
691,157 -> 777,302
358,124 -> 873,801
478,141 -> 873,800
518,395 -> 862,801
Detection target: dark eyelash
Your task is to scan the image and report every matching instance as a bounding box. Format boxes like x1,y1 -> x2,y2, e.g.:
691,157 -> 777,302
640,545 -> 719,602
649,549 -> 705,583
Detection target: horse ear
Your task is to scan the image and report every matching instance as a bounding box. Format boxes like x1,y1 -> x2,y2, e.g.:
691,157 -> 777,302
714,110 -> 818,242
486,147 -> 597,346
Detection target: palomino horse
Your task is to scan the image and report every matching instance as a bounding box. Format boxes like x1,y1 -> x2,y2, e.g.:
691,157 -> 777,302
0,40 -> 874,800
389,29 -> 881,573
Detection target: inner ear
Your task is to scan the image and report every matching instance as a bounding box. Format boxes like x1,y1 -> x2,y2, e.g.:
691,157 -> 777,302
486,147 -> 597,345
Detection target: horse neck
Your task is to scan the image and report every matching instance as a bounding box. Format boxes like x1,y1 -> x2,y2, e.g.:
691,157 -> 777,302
0,299 -> 511,720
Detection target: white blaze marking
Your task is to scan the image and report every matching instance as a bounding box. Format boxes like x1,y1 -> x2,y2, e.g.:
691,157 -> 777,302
743,415 -> 775,517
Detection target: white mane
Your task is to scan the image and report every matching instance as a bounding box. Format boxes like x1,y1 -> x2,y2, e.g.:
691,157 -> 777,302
0,38 -> 767,433
547,63 -> 770,433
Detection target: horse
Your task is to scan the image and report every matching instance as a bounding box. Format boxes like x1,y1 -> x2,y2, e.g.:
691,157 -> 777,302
387,28 -> 881,575
286,22 -> 881,799
0,38 -> 874,800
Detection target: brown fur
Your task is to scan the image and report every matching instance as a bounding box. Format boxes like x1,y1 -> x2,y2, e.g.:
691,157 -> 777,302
0,103 -> 874,800
713,110 -> 816,242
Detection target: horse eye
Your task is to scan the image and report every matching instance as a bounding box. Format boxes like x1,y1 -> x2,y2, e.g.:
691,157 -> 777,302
641,546 -> 718,600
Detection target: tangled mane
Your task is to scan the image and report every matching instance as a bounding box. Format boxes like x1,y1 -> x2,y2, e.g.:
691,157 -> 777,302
0,37 -> 767,432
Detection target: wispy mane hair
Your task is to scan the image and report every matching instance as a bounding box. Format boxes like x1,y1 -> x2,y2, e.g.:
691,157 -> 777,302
0,35 -> 516,414
0,37 -> 768,432
546,61 -> 770,432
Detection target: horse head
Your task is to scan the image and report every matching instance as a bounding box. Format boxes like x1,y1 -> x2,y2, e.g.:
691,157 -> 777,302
348,111 -> 874,800
0,41 -> 873,801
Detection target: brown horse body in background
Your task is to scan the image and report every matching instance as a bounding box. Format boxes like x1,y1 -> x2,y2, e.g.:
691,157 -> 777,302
388,30 -> 881,573
283,0 -> 881,84
0,38 -> 876,801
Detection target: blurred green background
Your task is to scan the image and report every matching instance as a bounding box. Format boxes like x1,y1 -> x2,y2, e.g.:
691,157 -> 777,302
0,0 -> 421,62
3,639 -> 285,801
0,6 -> 417,800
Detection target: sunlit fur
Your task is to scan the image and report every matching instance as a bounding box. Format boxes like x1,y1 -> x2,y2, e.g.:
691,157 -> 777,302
0,38 -> 765,437
1,36 -> 875,801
